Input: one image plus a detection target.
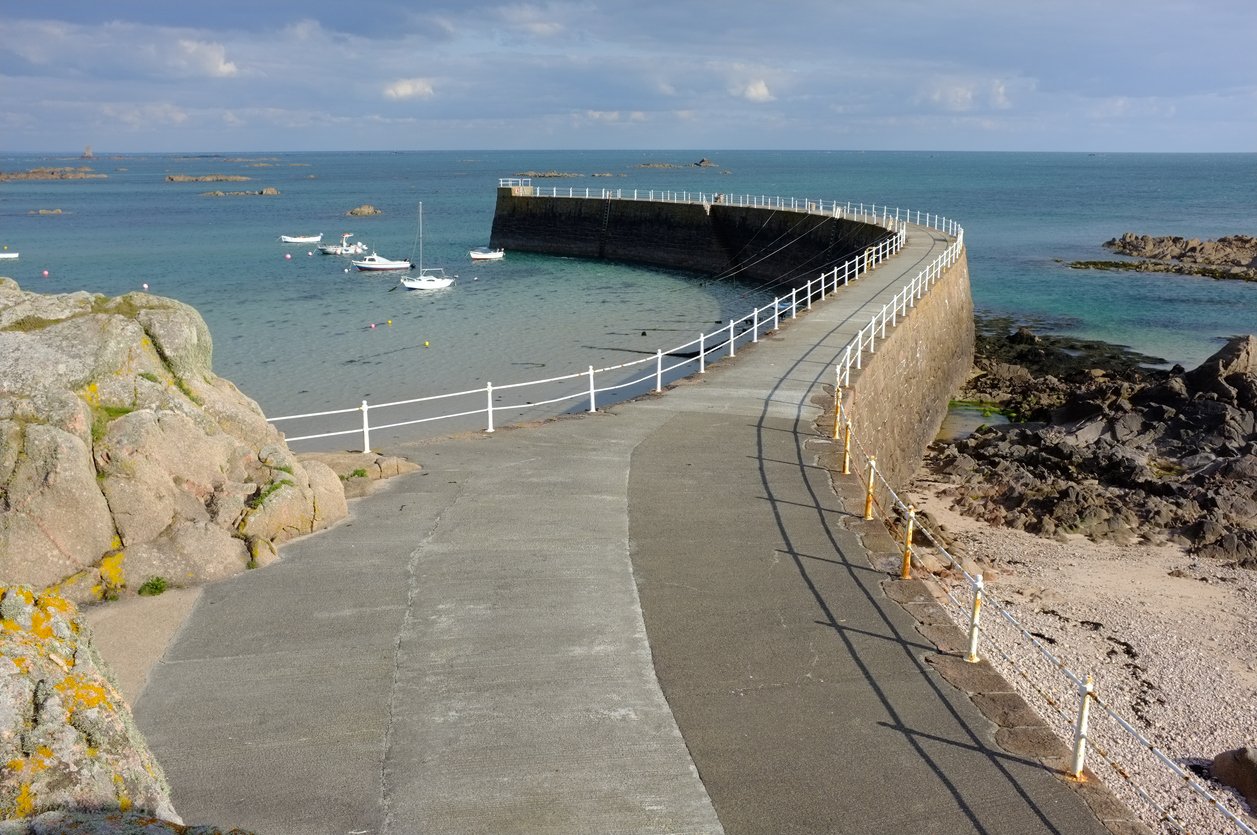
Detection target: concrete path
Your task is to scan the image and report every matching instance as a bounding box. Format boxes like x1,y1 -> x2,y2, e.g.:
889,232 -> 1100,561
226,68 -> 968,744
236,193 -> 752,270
135,226 -> 1113,833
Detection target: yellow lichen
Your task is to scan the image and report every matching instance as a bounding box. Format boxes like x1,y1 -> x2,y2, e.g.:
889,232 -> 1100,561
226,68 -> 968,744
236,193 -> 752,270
98,550 -> 126,594
54,673 -> 111,715
13,783 -> 34,816
113,773 -> 131,812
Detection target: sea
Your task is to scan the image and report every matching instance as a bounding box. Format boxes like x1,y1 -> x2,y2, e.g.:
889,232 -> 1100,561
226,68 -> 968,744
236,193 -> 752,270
2,150 -> 1254,445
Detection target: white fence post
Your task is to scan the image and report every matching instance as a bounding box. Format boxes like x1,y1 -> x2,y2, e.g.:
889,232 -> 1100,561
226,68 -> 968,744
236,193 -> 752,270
655,349 -> 663,392
485,382 -> 495,433
699,332 -> 706,373
588,366 -> 597,412
752,307 -> 759,343
728,320 -> 736,357
1071,674 -> 1095,780
360,399 -> 370,451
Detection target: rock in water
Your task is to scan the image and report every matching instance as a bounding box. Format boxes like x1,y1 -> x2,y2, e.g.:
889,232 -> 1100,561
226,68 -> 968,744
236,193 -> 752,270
0,278 -> 349,601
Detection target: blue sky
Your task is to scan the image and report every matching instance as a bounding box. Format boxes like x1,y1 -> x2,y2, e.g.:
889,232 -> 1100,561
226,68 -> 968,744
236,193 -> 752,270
2,0 -> 1253,153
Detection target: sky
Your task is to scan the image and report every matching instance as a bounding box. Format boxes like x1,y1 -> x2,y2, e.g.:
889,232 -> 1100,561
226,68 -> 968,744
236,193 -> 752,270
1,0 -> 1254,154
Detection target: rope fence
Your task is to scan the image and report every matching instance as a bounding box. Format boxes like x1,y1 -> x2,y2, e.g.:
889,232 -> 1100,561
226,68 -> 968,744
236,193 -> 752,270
830,383 -> 1256,833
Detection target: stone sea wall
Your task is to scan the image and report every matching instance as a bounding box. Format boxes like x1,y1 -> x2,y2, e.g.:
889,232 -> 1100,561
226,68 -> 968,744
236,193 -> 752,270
841,255 -> 975,494
489,188 -> 973,492
489,189 -> 890,288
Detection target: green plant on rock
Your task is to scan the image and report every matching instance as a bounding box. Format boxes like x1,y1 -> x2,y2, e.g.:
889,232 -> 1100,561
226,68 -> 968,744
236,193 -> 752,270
90,404 -> 135,443
137,576 -> 168,596
246,479 -> 294,509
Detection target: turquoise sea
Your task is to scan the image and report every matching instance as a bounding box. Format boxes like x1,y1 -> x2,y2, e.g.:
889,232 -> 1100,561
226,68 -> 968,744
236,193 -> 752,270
2,150 -> 1254,442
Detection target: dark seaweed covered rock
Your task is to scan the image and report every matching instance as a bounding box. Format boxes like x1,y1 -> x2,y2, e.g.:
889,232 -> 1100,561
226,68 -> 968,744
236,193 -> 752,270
925,325 -> 1257,566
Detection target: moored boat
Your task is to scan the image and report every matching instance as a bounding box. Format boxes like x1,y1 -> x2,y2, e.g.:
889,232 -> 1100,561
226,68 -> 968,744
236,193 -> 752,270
469,247 -> 504,261
319,233 -> 368,255
399,268 -> 455,290
280,233 -> 323,244
352,252 -> 413,271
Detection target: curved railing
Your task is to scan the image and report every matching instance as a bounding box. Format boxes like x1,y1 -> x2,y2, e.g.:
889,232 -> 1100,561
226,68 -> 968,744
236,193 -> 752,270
498,177 -> 960,237
267,190 -> 956,448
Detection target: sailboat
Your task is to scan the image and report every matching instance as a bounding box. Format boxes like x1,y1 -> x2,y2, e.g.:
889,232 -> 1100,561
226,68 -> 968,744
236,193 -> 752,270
399,202 -> 455,290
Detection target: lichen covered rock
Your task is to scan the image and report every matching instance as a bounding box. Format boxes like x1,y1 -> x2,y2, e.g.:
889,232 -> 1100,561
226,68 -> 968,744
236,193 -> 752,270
0,586 -> 177,824
0,279 -> 349,601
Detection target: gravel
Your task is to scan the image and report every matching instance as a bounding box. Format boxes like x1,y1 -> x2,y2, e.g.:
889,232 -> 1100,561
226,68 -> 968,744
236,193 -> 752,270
908,477 -> 1257,834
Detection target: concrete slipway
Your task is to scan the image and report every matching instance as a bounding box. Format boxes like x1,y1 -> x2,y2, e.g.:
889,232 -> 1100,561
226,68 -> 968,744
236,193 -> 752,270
135,225 -> 1126,834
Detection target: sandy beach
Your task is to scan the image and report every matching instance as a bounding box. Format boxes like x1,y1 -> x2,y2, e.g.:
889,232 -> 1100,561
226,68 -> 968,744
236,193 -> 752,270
908,475 -> 1257,833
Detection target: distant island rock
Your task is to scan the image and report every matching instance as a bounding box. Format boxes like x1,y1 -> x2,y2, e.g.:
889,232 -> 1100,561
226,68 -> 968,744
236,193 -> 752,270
29,209 -> 63,215
202,187 -> 281,197
514,171 -> 583,178
0,167 -> 106,182
1070,233 -> 1257,282
165,174 -> 251,183
347,204 -> 382,216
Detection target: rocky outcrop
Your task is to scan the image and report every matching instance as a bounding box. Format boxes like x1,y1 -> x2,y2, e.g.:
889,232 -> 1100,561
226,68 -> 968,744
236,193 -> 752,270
296,450 -> 420,499
163,175 -> 250,183
1104,232 -> 1257,269
0,279 -> 348,602
1070,233 -> 1257,281
0,586 -> 177,823
923,323 -> 1257,565
0,586 -> 253,833
0,168 -> 106,182
346,204 -> 382,216
201,188 -> 280,197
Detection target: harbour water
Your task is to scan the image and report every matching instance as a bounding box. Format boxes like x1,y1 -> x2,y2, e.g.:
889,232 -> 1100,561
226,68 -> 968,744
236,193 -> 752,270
2,150 -> 1253,441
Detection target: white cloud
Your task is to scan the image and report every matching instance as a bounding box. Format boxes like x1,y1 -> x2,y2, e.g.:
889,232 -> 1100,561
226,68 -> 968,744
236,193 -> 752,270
735,79 -> 775,103
574,110 -> 649,127
175,39 -> 239,78
384,78 -> 436,100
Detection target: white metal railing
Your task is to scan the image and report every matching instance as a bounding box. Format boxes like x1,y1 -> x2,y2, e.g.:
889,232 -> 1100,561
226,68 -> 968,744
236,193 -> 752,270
834,380 -> 1256,833
269,196 -> 915,448
497,177 -> 962,237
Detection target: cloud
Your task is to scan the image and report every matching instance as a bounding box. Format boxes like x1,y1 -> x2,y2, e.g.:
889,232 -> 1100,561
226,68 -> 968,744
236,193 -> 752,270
175,39 -> 239,78
580,110 -> 647,123
734,80 -> 774,103
384,78 -> 436,100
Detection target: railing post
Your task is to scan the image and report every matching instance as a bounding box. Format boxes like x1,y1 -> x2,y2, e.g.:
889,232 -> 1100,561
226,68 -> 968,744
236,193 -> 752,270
1071,674 -> 1095,780
832,372 -> 843,440
752,307 -> 759,343
841,420 -> 852,475
588,365 -> 597,412
863,456 -> 877,520
728,320 -> 735,357
900,505 -> 915,579
655,349 -> 663,392
485,383 -> 495,432
791,286 -> 799,317
772,297 -> 780,330
360,399 -> 370,452
699,332 -> 706,373
966,575 -> 984,662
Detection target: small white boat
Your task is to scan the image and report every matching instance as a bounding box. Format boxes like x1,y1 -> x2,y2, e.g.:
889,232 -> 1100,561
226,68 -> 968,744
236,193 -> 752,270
400,268 -> 455,291
280,233 -> 323,244
353,252 -> 413,271
0,250 -> 17,260
319,233 -> 368,255
396,202 -> 454,289
469,247 -> 504,261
